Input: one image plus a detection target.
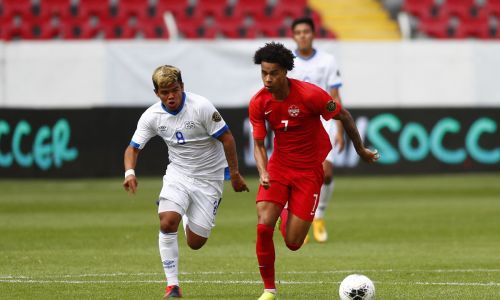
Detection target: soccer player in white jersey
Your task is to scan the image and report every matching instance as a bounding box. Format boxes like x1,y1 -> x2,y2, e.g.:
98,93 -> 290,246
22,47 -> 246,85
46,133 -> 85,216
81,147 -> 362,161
288,17 -> 345,243
122,65 -> 248,298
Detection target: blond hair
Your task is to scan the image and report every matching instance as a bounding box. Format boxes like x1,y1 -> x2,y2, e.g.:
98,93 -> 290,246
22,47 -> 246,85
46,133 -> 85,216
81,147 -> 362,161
152,65 -> 183,90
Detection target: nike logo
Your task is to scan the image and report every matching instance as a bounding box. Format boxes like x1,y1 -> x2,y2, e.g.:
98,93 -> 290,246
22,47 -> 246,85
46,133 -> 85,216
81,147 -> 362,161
264,110 -> 272,115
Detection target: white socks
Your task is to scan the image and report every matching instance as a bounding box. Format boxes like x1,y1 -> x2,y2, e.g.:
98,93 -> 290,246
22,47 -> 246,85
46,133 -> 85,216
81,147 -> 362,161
159,231 -> 179,286
316,180 -> 335,219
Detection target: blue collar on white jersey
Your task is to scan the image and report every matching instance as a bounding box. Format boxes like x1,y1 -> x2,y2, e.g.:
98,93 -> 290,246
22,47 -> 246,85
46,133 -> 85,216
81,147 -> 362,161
161,92 -> 186,115
294,48 -> 317,61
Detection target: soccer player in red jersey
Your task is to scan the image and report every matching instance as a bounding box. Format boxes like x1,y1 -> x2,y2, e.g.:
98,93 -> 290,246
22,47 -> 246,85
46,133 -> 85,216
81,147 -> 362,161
249,42 -> 379,300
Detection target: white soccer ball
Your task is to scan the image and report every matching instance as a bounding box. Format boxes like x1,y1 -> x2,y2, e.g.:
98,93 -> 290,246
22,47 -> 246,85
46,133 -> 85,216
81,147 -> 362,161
339,274 -> 375,300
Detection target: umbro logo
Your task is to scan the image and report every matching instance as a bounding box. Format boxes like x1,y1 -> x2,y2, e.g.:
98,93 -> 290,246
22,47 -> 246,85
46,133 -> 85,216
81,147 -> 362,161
158,125 -> 167,131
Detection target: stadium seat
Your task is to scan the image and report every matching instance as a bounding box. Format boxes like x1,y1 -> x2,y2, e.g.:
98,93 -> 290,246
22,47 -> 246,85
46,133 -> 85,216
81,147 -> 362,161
418,16 -> 454,38
116,0 -> 151,19
253,14 -> 289,37
1,0 -> 35,19
136,17 -> 169,39
232,0 -> 269,18
271,0 -> 308,19
59,16 -> 99,39
155,0 -> 191,20
483,0 -> 500,18
215,16 -> 256,38
38,0 -> 75,18
402,0 -> 435,19
78,0 -> 112,19
438,0 -> 477,19
176,16 -> 217,39
100,16 -> 136,39
454,15 -> 491,39
193,0 -> 228,19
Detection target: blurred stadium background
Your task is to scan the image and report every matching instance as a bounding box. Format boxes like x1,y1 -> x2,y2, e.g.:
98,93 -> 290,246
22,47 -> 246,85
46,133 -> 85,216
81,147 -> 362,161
0,0 -> 499,299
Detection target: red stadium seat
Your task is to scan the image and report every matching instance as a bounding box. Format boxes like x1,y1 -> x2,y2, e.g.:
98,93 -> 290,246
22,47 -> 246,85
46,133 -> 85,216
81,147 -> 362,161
193,0 -> 228,19
482,0 -> 500,18
116,0 -> 151,19
78,0 -> 112,19
402,0 -> 435,19
253,14 -> 289,37
100,16 -> 136,39
455,15 -> 491,39
176,16 -> 217,39
155,0 -> 191,20
215,16 -> 256,38
232,0 -> 268,18
60,16 -> 99,39
438,0 -> 476,19
272,0 -> 308,19
136,17 -> 170,39
418,16 -> 453,38
38,0 -> 74,18
2,0 -> 35,19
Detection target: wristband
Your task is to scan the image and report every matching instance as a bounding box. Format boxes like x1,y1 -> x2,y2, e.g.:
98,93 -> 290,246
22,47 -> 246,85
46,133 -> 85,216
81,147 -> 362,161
124,169 -> 135,178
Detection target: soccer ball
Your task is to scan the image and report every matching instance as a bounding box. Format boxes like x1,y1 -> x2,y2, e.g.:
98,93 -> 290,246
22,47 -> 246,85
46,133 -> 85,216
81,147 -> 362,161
339,274 -> 375,300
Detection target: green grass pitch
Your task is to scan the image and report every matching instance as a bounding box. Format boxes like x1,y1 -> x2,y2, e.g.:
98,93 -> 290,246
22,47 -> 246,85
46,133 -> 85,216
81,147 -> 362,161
0,174 -> 499,299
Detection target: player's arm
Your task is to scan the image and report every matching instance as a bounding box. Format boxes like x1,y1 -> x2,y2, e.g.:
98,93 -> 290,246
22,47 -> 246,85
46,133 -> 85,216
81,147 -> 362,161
217,130 -> 249,192
253,139 -> 270,189
123,145 -> 140,194
330,87 -> 345,153
334,107 -> 379,163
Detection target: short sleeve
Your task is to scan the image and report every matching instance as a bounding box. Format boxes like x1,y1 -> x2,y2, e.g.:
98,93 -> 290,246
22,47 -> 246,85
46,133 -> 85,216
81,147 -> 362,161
130,112 -> 156,149
249,97 -> 267,140
327,55 -> 342,91
200,100 -> 228,138
307,84 -> 342,121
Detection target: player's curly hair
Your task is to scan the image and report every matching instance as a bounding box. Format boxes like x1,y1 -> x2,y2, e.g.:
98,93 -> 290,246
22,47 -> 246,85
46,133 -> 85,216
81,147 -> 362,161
253,42 -> 295,71
152,65 -> 183,91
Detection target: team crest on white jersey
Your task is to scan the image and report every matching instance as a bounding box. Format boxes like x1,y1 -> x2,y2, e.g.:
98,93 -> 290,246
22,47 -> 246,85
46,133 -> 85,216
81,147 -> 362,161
288,105 -> 300,117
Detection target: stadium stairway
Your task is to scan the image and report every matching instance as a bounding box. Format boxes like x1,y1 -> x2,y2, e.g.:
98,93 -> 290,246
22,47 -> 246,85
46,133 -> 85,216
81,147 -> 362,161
308,0 -> 401,40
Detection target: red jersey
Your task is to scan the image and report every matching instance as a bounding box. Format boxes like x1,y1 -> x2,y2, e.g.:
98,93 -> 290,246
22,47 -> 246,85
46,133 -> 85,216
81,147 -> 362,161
249,78 -> 342,169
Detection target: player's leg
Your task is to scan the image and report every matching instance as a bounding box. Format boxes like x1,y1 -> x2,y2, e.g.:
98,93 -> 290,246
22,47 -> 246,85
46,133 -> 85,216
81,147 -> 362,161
183,178 -> 224,250
256,201 -> 282,299
313,160 -> 334,242
158,169 -> 191,298
255,179 -> 289,300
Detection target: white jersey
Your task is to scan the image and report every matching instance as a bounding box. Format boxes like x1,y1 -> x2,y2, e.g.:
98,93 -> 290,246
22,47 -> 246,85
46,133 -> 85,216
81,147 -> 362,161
130,92 -> 228,180
288,48 -> 342,92
289,48 -> 343,163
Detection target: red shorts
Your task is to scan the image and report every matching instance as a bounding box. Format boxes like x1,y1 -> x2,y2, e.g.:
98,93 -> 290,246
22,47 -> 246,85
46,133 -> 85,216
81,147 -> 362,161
256,163 -> 324,222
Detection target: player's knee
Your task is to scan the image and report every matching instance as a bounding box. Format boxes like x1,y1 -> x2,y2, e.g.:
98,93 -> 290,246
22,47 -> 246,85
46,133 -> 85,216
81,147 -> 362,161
285,242 -> 302,251
187,239 -> 206,250
159,219 -> 178,233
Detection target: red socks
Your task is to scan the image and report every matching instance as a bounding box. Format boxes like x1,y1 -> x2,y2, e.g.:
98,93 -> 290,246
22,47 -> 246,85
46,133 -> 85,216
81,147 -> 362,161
256,224 -> 276,289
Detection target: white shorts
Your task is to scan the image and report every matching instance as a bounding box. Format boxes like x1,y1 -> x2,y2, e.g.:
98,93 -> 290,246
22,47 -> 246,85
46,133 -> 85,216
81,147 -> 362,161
322,118 -> 338,164
158,166 -> 224,238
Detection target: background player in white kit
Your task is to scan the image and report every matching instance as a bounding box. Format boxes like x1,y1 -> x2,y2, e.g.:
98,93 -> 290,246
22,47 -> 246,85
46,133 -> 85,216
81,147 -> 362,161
288,17 -> 345,243
122,65 -> 248,298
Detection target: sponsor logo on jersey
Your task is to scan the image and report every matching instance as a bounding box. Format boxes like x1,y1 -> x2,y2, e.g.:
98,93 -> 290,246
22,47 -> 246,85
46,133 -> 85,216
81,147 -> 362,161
184,121 -> 195,129
326,101 -> 337,112
288,105 -> 300,117
212,111 -> 222,122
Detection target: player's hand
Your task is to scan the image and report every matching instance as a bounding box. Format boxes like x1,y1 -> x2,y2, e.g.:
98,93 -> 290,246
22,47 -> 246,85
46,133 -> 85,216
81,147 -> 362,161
358,148 -> 380,164
231,173 -> 249,192
335,133 -> 345,153
259,172 -> 270,189
123,175 -> 138,194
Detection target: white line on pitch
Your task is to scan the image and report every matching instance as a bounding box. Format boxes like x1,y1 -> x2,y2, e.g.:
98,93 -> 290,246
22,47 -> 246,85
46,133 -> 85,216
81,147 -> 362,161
1,269 -> 499,279
1,279 -> 499,287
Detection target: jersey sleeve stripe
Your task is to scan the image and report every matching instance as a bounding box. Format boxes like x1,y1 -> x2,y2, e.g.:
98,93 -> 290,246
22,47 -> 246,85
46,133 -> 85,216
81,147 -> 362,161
330,83 -> 342,89
211,124 -> 229,138
129,141 -> 141,149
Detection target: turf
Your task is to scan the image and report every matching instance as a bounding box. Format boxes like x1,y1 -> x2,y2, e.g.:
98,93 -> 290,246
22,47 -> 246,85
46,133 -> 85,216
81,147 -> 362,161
0,174 -> 499,299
